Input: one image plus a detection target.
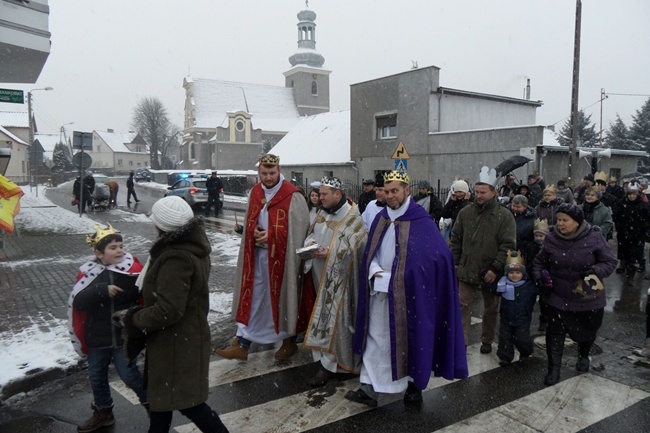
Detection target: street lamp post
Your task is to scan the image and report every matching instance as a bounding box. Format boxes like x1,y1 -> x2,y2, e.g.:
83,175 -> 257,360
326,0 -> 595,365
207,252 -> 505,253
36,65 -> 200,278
28,86 -> 53,196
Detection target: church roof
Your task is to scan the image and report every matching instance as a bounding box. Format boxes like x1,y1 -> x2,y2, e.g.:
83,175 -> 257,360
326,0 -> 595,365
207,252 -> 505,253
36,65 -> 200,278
268,110 -> 351,166
189,78 -> 302,133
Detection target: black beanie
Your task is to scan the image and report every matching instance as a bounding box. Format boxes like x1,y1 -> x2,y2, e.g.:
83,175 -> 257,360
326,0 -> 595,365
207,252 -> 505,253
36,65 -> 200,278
556,203 -> 584,225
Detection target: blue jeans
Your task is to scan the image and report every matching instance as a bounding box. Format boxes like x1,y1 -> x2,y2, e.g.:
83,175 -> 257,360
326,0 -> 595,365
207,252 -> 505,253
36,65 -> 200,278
87,346 -> 147,409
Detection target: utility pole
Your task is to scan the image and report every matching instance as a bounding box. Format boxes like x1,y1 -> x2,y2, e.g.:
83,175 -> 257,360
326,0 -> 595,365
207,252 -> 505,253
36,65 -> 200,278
567,0 -> 582,185
27,86 -> 53,196
599,88 -> 607,148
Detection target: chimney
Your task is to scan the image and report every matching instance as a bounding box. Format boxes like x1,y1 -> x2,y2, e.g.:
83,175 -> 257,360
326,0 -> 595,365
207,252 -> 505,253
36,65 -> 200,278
107,128 -> 114,133
525,79 -> 531,100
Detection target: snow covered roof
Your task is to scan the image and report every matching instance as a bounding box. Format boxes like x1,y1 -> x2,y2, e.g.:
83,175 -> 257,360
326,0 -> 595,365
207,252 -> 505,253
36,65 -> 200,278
94,130 -> 140,153
268,110 -> 351,166
189,78 -> 302,132
543,128 -> 561,146
34,133 -> 60,152
0,111 -> 29,128
0,125 -> 27,145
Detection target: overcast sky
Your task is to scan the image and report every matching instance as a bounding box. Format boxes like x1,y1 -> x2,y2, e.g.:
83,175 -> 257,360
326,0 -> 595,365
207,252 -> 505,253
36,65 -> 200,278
2,0 -> 649,140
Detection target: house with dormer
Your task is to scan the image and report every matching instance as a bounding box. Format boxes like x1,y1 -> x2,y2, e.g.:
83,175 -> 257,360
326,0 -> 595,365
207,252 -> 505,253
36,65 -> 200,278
180,5 -> 330,171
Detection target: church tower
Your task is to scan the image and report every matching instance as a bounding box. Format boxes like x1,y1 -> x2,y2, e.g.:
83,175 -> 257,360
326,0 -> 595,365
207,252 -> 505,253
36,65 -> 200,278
283,3 -> 331,116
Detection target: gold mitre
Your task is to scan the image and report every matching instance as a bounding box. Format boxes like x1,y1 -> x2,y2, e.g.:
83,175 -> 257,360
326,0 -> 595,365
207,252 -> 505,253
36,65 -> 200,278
383,170 -> 409,184
258,154 -> 280,166
86,223 -> 117,249
534,218 -> 549,233
594,171 -> 608,183
609,176 -> 617,182
505,250 -> 526,267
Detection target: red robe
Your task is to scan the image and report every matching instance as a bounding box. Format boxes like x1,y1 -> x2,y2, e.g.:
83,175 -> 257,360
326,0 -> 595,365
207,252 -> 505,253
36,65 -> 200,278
236,180 -> 300,332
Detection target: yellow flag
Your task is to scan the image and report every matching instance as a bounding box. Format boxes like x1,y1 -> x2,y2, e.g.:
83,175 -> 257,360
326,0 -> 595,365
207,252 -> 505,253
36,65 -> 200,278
0,192 -> 22,233
0,174 -> 22,199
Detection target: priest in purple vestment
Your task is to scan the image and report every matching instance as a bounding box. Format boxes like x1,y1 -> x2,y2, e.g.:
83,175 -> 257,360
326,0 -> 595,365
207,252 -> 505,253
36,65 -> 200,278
345,170 -> 468,408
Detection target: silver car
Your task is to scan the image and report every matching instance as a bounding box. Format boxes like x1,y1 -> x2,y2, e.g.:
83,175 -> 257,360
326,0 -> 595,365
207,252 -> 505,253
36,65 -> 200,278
164,177 -> 208,209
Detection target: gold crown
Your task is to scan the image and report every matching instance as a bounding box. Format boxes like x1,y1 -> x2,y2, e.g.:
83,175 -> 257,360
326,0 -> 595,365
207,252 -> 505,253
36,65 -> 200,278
594,171 -> 608,183
534,218 -> 549,233
86,223 -> 117,249
609,176 -> 617,182
383,170 -> 410,184
258,154 -> 280,166
505,250 -> 526,269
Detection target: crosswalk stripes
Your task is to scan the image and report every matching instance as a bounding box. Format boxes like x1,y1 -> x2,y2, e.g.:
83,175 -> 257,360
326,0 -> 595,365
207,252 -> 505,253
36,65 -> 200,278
109,326 -> 649,432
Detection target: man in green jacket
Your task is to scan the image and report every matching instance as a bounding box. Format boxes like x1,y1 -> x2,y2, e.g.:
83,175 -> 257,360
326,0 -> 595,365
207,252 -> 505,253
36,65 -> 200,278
450,181 -> 516,354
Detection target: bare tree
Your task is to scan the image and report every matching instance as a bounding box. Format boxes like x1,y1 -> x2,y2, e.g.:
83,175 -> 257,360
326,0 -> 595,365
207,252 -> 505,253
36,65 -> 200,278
131,97 -> 173,169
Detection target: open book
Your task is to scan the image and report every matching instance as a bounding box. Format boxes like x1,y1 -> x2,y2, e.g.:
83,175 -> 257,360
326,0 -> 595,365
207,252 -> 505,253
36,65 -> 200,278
296,244 -> 320,260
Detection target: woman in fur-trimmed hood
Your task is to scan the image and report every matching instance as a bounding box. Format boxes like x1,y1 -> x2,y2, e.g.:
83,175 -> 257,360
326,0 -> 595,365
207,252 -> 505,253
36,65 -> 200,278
131,196 -> 229,432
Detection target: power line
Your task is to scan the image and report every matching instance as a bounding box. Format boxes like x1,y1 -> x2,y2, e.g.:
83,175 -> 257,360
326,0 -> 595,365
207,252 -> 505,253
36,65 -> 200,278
606,92 -> 650,97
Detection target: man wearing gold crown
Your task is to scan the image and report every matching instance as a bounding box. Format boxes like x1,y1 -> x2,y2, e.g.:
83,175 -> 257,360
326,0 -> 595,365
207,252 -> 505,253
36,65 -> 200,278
346,170 -> 467,408
450,166 -> 516,355
67,224 -> 148,432
217,154 -> 309,361
300,177 -> 367,387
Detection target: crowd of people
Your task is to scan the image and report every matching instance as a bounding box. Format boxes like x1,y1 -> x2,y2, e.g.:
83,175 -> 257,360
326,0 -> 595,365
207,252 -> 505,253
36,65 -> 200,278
67,156 -> 650,432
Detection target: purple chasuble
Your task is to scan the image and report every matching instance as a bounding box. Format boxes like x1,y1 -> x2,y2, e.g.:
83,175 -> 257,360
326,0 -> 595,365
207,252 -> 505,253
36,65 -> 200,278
354,200 -> 468,389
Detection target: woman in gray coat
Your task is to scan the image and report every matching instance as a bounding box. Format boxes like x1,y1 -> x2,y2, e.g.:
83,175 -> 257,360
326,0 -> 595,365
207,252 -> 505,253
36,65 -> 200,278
132,196 -> 228,433
578,186 -> 614,239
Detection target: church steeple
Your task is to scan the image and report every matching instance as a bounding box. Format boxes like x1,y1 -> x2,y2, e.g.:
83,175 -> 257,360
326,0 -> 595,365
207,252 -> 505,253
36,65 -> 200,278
284,2 -> 330,116
288,4 -> 325,68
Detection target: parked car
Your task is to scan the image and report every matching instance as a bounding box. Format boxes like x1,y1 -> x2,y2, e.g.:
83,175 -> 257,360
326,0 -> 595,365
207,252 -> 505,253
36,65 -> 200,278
164,177 -> 208,209
92,174 -> 110,184
134,168 -> 151,182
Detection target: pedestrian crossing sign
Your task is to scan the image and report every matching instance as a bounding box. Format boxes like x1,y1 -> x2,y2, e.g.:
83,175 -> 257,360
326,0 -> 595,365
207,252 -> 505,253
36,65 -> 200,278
394,159 -> 408,172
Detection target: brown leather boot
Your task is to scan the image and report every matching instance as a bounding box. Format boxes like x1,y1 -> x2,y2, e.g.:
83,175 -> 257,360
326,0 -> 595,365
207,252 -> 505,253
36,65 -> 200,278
274,337 -> 298,360
215,338 -> 248,361
77,403 -> 115,433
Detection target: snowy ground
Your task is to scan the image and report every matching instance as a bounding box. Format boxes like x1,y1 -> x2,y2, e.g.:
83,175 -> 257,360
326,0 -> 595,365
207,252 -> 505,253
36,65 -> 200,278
0,184 -> 240,389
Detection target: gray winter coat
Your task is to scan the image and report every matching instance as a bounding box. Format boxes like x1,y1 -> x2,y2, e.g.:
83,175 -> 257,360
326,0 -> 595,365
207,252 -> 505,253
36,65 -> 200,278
450,197 -> 517,285
578,201 -> 614,239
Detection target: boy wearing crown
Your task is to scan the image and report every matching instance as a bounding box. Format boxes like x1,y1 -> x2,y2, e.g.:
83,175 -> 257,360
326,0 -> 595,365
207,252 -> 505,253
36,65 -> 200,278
67,224 -> 147,432
495,251 -> 538,366
346,170 -> 467,408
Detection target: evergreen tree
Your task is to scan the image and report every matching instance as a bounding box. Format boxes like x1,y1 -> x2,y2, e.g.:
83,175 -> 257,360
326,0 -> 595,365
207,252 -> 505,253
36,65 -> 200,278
52,142 -> 72,171
630,98 -> 650,151
557,109 -> 598,147
605,115 -> 639,150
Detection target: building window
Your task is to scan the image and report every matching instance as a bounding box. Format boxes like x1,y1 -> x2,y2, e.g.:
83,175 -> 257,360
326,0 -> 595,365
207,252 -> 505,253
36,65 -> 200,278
129,161 -> 133,166
311,81 -> 318,96
323,170 -> 333,178
190,143 -> 195,159
291,171 -> 303,185
118,159 -> 123,166
376,113 -> 397,140
235,119 -> 245,132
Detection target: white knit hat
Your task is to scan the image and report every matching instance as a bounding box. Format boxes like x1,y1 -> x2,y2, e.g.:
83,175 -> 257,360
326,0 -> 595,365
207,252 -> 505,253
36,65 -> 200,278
150,196 -> 194,232
451,180 -> 469,193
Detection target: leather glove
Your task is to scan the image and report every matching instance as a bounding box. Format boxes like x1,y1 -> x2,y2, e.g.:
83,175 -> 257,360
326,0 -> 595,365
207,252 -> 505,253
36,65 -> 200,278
540,269 -> 553,287
581,268 -> 596,278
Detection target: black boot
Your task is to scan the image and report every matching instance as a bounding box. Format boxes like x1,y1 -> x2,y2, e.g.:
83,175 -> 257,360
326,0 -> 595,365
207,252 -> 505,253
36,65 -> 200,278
576,341 -> 592,372
77,403 -> 115,433
544,333 -> 564,386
